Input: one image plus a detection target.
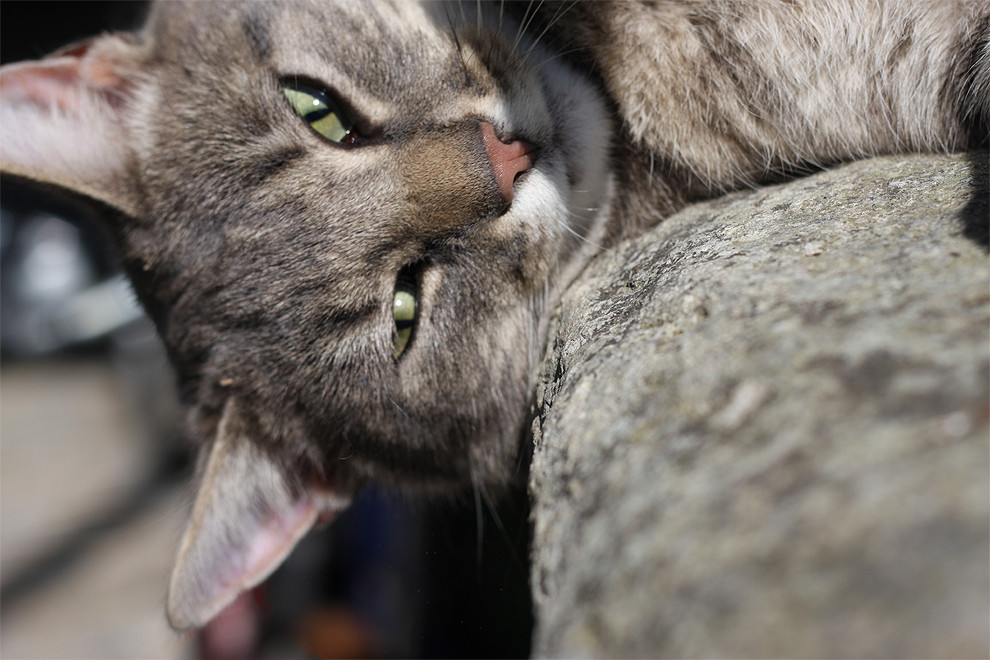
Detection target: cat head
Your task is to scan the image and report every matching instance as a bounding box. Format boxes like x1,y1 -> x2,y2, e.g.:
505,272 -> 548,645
0,0 -> 612,628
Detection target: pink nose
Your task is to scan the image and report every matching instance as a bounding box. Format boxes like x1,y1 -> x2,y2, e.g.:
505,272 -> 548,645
480,121 -> 536,204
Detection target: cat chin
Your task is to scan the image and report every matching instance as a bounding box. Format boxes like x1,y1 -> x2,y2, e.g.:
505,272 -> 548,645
531,45 -> 615,254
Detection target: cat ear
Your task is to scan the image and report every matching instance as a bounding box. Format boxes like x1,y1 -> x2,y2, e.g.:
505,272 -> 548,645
0,35 -> 147,216
167,398 -> 350,630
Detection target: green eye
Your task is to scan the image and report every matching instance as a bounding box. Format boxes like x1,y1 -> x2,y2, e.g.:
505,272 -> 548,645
281,83 -> 354,143
393,280 -> 417,359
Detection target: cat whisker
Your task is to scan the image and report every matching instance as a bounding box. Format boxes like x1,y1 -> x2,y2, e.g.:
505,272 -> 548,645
531,44 -> 591,71
443,1 -> 466,64
523,0 -> 577,63
558,214 -> 612,254
512,0 -> 544,55
477,479 -> 512,560
488,1 -> 501,63
510,0 -> 531,51
542,250 -> 572,319
384,394 -> 411,420
468,454 -> 485,570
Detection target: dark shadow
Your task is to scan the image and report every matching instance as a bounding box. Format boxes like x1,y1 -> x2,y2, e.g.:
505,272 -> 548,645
959,151 -> 989,250
1,1 -> 148,65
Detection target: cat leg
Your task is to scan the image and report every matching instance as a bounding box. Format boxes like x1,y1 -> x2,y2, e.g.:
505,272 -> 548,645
545,0 -> 989,199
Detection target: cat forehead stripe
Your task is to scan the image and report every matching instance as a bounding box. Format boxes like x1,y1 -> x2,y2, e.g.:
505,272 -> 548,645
241,4 -> 273,62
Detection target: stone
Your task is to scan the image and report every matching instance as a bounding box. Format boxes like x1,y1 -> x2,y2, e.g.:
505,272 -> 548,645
529,153 -> 990,658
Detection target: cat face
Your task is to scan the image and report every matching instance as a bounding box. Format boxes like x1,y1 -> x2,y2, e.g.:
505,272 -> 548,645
0,0 -> 612,627
138,0 -> 611,488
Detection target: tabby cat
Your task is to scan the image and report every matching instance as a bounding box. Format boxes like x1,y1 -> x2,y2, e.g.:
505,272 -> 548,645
1,0 -> 986,630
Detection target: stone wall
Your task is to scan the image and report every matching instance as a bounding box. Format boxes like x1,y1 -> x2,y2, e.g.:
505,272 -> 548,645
529,153 -> 989,657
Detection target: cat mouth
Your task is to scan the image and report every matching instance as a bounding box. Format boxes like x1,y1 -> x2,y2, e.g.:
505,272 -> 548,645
313,489 -> 351,528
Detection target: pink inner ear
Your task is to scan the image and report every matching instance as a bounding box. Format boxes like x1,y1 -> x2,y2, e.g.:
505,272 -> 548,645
167,488 -> 322,631
170,491 -> 346,631
166,400 -> 353,631
230,496 -> 320,596
222,490 -> 348,612
0,59 -> 85,111
0,33 -> 142,216
0,43 -> 131,113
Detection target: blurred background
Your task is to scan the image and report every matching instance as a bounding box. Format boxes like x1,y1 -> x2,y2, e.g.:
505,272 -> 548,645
0,3 -> 533,658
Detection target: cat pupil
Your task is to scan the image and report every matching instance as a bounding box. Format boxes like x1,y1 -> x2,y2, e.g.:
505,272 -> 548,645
281,83 -> 353,143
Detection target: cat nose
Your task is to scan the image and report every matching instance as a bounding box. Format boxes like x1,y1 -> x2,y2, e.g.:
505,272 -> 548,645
480,122 -> 537,204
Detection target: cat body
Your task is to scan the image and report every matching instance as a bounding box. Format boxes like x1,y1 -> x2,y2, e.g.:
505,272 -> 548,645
1,0 -> 987,630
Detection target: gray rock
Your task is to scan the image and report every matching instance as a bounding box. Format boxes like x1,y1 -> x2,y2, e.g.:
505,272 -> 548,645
529,153 -> 990,658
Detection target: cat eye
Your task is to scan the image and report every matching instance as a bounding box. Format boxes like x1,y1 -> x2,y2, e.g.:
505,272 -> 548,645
392,275 -> 418,359
281,83 -> 356,144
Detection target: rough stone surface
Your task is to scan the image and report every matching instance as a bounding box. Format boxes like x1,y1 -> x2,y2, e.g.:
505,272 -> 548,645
529,153 -> 990,658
